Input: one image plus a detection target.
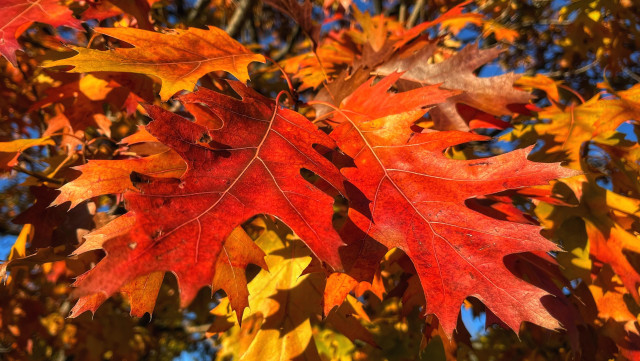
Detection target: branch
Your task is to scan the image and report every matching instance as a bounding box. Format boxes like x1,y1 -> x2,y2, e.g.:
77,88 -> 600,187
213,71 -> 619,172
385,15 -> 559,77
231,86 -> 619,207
373,0 -> 382,14
226,0 -> 254,38
541,60 -> 598,78
12,166 -> 64,185
273,25 -> 300,61
623,67 -> 640,83
399,0 -> 407,23
407,0 -> 426,28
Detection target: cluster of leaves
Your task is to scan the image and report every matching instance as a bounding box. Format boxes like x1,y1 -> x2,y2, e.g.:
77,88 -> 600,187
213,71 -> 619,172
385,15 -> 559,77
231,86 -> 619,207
1,0 -> 639,360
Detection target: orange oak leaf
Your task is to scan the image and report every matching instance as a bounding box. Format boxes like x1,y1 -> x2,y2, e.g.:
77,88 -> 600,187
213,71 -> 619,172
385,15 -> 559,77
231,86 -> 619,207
329,74 -> 579,335
120,125 -> 159,145
0,0 -> 83,66
44,27 -> 265,100
73,212 -> 137,256
212,226 -> 269,322
29,74 -> 154,135
71,82 -> 345,308
70,271 -> 165,318
52,150 -> 186,209
323,272 -> 358,315
515,74 -> 561,104
482,21 -> 519,42
505,83 -> 640,167
589,266 -> 639,327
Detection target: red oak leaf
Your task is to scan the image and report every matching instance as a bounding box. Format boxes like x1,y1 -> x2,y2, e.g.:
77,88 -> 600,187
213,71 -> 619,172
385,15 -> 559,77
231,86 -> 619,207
71,82 -> 345,307
0,0 -> 83,66
70,223 -> 266,320
329,73 -> 579,336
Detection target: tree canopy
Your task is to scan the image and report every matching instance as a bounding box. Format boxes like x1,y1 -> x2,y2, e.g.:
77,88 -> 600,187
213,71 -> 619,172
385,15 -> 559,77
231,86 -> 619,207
1,0 -> 640,360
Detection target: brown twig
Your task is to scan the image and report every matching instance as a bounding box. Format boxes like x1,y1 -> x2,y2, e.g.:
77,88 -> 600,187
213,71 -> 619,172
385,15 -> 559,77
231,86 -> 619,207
226,0 -> 254,38
12,166 -> 64,185
407,0 -> 426,28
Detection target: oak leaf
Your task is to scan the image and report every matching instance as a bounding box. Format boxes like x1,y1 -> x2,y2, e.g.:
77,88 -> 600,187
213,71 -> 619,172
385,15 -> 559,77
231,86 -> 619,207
44,27 -> 265,100
29,74 -> 154,135
12,186 -> 95,249
52,150 -> 186,209
329,74 -> 579,335
70,83 -> 345,309
0,0 -> 83,66
375,44 -> 531,131
505,83 -> 640,167
589,266 -> 639,327
537,177 -> 640,301
81,0 -> 153,30
209,229 -> 323,361
70,221 -> 265,319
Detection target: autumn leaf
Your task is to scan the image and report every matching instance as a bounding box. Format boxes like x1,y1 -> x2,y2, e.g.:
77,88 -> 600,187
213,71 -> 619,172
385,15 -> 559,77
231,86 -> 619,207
589,265 -> 639,327
515,74 -> 561,103
29,73 -> 154,135
44,27 -> 265,100
81,0 -> 153,30
505,83 -> 640,167
52,150 -> 186,209
12,186 -> 95,249
328,73 -> 579,335
375,44 -> 531,131
70,82 -> 345,309
70,219 -> 265,319
0,137 -> 55,170
70,271 -> 165,318
0,0 -> 83,66
265,0 -> 320,47
537,177 -> 640,301
482,21 -> 519,42
210,229 -> 323,361
0,224 -> 32,283
212,226 -> 269,322
323,273 -> 358,315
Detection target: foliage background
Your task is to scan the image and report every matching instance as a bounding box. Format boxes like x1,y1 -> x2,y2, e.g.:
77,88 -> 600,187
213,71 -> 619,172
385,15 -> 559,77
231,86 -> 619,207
1,0 -> 640,360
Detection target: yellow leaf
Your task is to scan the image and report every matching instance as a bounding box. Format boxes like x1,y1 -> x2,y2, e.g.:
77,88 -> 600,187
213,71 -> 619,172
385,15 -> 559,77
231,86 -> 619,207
78,74 -> 113,101
8,224 -> 32,261
515,74 -> 561,103
0,137 -> 55,170
211,229 -> 322,361
0,137 -> 55,153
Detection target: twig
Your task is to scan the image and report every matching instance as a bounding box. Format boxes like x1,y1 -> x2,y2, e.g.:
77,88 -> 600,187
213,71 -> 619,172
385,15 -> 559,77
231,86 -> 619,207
12,166 -> 64,185
226,0 -> 254,38
407,0 -> 426,28
187,0 -> 210,23
399,0 -> 407,23
373,0 -> 383,15
541,60 -> 598,78
623,67 -> 640,83
273,25 -> 300,61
